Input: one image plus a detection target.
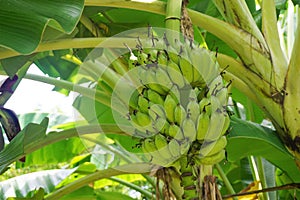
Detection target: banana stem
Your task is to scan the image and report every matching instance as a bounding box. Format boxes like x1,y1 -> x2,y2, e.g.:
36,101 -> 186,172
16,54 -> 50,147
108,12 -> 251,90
215,163 -> 237,200
165,0 -> 182,40
256,157 -> 269,200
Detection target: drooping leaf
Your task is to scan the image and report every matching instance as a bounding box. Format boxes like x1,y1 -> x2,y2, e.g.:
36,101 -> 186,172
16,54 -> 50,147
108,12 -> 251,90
227,117 -> 300,182
0,0 -> 84,54
0,168 -> 77,198
0,118 -> 48,173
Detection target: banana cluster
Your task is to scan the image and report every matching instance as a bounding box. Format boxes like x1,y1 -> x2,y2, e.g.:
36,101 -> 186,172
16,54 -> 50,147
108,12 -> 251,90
122,34 -> 230,167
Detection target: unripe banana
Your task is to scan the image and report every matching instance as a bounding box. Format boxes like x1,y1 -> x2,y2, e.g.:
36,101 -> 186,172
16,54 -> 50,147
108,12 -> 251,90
189,49 -> 206,87
182,115 -> 197,142
207,75 -> 223,98
168,139 -> 181,158
130,112 -> 154,133
199,97 -> 211,114
164,94 -> 177,123
154,134 -> 174,161
142,138 -> 164,164
146,89 -> 165,105
196,149 -> 226,165
148,104 -> 166,120
221,113 -> 230,136
180,140 -> 191,155
135,111 -> 151,127
215,87 -> 228,106
154,67 -> 172,94
0,108 -> 21,141
154,133 -> 168,150
168,123 -> 185,141
196,112 -> 210,141
204,109 -> 226,142
146,67 -> 168,95
186,90 -> 200,123
166,60 -> 186,88
178,56 -> 194,84
174,104 -> 187,126
199,136 -> 227,157
157,50 -> 168,65
169,84 -> 181,105
137,95 -> 149,114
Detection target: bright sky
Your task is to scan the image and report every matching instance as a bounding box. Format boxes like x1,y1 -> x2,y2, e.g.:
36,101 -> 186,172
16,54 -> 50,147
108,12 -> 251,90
4,65 -> 76,119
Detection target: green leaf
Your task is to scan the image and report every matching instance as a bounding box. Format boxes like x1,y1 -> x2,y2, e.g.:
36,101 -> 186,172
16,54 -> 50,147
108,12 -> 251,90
0,0 -> 84,54
59,186 -> 96,200
0,168 -> 77,198
231,87 -> 265,123
7,188 -> 44,200
0,118 -> 48,173
0,55 -> 34,77
227,117 -> 300,182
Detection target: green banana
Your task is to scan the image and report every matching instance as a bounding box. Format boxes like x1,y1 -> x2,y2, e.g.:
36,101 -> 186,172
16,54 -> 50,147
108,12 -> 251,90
154,133 -> 173,160
199,97 -> 211,114
148,104 -> 166,132
164,94 -> 177,123
178,55 -> 194,84
199,136 -> 227,157
0,107 -> 21,142
182,115 -> 197,142
196,112 -> 210,141
221,114 -> 230,136
130,111 -> 154,134
196,149 -> 226,165
148,104 -> 166,120
165,60 -> 186,88
146,67 -> 168,95
215,87 -> 228,106
168,139 -> 181,158
146,89 -> 165,105
174,104 -> 187,126
186,89 -> 200,123
169,84 -> 181,105
142,138 -> 168,166
154,67 -> 173,93
168,123 -> 185,141
189,48 -> 206,87
205,109 -> 226,141
137,95 -> 149,114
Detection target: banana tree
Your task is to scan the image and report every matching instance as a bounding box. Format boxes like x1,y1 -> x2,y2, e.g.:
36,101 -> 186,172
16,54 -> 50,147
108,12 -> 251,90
0,0 -> 299,199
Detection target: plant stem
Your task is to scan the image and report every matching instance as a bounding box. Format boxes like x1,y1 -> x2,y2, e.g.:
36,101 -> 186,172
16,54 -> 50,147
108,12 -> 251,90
45,163 -> 153,200
108,177 -> 153,198
0,37 -> 138,59
215,163 -> 237,200
165,0 -> 182,40
256,157 -> 269,200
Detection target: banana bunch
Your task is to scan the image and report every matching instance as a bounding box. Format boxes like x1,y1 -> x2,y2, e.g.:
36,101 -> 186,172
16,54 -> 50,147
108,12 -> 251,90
97,31 -> 230,168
